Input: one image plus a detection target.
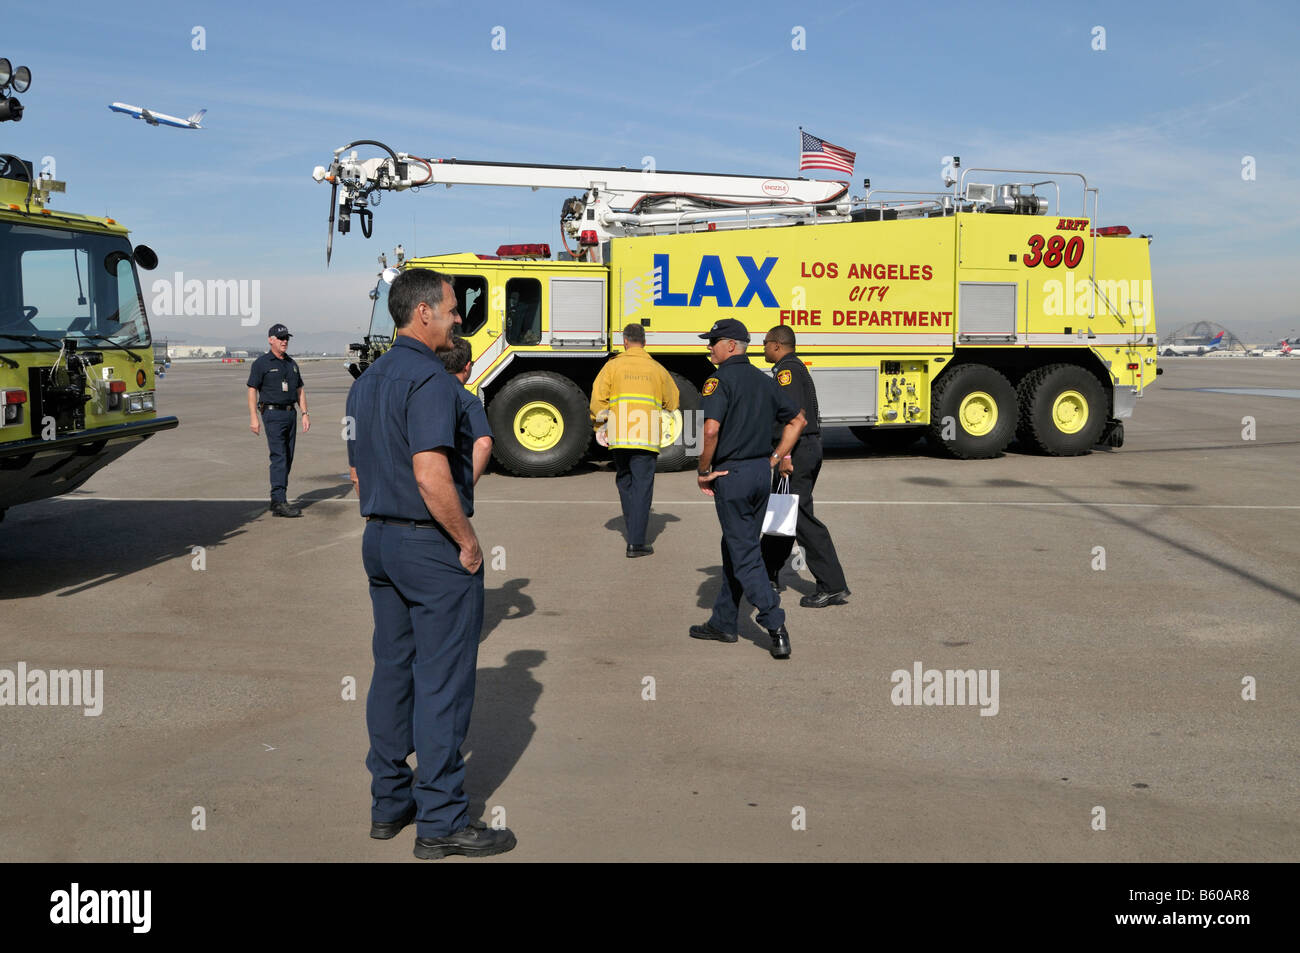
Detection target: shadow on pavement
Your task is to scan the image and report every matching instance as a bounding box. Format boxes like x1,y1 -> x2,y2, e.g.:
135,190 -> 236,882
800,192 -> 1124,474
463,648 -> 545,820
482,578 -> 535,641
0,499 -> 262,599
602,510 -> 682,545
297,481 -> 356,509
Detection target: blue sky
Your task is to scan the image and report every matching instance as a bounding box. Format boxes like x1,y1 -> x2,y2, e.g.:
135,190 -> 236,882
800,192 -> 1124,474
4,0 -> 1298,345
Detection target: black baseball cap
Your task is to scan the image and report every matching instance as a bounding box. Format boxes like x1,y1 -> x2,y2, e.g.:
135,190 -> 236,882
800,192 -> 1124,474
698,318 -> 751,343
268,324 -> 292,340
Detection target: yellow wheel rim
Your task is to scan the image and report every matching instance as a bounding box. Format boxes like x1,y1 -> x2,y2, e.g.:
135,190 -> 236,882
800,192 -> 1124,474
958,391 -> 998,437
514,401 -> 564,451
659,409 -> 682,448
1052,390 -> 1089,434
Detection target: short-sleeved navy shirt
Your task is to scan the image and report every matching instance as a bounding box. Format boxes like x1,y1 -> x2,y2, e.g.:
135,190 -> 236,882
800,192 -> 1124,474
770,351 -> 820,440
452,386 -> 493,475
700,354 -> 799,465
246,351 -> 303,404
456,387 -> 493,443
345,336 -> 473,520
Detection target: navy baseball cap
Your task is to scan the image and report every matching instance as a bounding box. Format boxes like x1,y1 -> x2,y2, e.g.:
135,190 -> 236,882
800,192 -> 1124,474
698,318 -> 751,343
268,324 -> 292,339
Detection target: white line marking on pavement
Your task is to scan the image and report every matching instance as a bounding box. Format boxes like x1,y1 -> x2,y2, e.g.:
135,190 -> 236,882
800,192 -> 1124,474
53,497 -> 1300,510
292,529 -> 365,557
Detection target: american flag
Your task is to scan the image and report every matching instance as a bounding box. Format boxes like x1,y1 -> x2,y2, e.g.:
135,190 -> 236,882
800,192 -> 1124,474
799,131 -> 855,176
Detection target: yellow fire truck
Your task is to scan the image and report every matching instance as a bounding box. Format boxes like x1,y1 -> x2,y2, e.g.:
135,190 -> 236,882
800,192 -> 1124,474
0,70 -> 177,520
319,142 -> 1158,476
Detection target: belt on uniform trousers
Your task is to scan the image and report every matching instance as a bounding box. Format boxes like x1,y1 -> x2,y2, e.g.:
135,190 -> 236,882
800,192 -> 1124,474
366,515 -> 439,528
258,402 -> 296,411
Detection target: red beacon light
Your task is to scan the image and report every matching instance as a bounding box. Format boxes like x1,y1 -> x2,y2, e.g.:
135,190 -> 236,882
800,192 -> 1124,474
1091,225 -> 1132,237
578,230 -> 598,246
496,243 -> 551,259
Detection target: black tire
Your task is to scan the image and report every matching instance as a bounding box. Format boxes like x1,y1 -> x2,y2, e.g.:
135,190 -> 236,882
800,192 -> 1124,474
850,425 -> 923,453
1015,363 -> 1107,456
925,364 -> 1017,459
655,372 -> 703,473
487,371 -> 592,477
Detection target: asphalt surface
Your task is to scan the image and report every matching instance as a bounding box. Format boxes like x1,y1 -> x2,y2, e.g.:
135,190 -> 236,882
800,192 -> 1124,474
1,357 -> 1296,862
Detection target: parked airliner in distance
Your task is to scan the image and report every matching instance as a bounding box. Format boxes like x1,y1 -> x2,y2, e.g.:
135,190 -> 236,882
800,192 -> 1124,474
1162,331 -> 1225,356
108,103 -> 205,129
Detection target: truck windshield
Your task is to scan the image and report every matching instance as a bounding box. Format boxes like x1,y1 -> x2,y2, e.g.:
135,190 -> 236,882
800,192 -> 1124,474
368,278 -> 395,343
0,222 -> 151,349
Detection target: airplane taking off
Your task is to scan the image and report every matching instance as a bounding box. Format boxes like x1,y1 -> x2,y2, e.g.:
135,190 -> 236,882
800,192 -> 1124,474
1162,331 -> 1225,356
108,103 -> 206,129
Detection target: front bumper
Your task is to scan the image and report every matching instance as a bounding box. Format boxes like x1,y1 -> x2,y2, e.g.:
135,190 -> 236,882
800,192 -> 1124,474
0,416 -> 179,510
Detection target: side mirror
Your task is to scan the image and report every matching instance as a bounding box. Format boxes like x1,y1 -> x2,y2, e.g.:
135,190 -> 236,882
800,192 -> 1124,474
133,244 -> 159,271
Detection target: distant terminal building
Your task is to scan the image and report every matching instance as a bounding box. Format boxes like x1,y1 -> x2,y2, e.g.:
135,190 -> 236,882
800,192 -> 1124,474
167,343 -> 228,359
1159,321 -> 1245,355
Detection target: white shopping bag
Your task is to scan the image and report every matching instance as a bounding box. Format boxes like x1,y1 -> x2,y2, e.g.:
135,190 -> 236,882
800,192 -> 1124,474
762,476 -> 799,537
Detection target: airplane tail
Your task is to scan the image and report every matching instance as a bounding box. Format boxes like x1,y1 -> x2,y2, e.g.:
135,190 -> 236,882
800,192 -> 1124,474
186,109 -> 207,126
1209,331 -> 1225,347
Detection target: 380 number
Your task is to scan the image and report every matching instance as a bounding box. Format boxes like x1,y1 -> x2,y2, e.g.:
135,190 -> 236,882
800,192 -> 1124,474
1024,234 -> 1085,268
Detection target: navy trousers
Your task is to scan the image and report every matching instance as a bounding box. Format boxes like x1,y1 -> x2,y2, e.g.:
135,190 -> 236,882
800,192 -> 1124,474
612,448 -> 657,546
363,521 -> 484,838
709,456 -> 785,633
262,407 -> 296,504
761,435 -> 847,591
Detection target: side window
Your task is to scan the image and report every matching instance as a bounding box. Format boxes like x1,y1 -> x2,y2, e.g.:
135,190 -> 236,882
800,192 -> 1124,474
110,255 -> 149,343
454,275 -> 488,337
505,277 -> 542,345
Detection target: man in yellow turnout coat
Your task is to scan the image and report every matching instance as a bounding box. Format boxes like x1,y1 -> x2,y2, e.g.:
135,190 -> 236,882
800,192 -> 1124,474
590,323 -> 680,557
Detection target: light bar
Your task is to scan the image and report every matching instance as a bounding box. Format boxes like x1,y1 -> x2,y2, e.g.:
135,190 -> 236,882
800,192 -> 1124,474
496,243 -> 551,258
1091,225 -> 1132,237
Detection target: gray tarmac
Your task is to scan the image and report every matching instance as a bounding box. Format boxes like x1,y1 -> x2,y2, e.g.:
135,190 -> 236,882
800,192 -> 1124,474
1,357 -> 1296,862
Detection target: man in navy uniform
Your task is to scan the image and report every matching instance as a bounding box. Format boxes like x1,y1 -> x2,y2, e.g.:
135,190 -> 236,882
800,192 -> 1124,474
761,325 -> 850,607
346,268 -> 516,860
247,323 -> 309,517
690,319 -> 805,660
439,338 -> 494,486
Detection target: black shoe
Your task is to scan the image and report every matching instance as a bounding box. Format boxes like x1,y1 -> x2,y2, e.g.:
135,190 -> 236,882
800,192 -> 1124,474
413,821 -> 517,860
626,544 -> 654,558
689,621 -> 738,643
799,587 -> 850,608
769,574 -> 785,592
370,803 -> 416,840
768,625 -> 791,659
270,502 -> 302,518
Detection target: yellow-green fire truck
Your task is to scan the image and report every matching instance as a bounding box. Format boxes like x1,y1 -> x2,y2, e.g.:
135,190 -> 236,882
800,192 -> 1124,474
0,156 -> 176,520
320,142 -> 1159,476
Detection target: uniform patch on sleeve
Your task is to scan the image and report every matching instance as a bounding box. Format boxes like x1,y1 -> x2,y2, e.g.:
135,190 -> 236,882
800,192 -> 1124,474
702,378 -> 719,396
777,369 -> 793,386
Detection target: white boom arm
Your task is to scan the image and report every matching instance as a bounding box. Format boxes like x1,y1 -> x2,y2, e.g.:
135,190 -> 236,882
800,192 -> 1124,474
312,139 -> 852,264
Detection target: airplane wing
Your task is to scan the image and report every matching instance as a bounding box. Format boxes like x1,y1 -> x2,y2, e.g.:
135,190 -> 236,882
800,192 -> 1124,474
141,108 -> 158,125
